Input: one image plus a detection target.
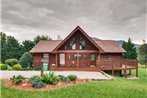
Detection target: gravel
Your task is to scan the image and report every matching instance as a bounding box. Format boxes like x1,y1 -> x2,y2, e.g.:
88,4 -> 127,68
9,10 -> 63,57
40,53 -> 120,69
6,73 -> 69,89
0,70 -> 114,80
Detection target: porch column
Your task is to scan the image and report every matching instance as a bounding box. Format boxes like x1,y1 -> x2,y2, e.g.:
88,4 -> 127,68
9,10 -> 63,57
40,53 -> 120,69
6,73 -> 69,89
77,52 -> 79,68
97,52 -> 100,67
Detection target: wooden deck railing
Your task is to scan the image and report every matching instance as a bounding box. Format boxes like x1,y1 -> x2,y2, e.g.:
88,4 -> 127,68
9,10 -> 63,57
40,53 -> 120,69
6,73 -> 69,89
97,60 -> 138,69
96,59 -> 138,77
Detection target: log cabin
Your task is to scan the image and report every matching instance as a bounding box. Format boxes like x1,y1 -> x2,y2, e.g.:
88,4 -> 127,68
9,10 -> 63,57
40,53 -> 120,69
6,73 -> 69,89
30,26 -> 138,77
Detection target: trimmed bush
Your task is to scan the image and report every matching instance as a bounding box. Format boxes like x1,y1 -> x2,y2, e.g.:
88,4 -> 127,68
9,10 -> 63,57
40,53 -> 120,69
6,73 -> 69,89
12,64 -> 22,70
0,63 -> 7,70
5,59 -> 19,66
41,71 -> 59,85
11,75 -> 25,85
19,52 -> 33,68
31,77 -> 45,88
29,75 -> 41,83
58,75 -> 70,82
67,75 -> 77,81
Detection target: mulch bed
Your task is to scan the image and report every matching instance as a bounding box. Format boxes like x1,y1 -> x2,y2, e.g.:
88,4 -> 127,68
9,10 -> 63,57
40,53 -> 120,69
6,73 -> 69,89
1,79 -> 95,91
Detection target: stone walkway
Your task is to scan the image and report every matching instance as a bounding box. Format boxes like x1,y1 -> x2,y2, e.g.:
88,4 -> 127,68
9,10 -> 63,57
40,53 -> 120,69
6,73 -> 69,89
0,70 -> 114,80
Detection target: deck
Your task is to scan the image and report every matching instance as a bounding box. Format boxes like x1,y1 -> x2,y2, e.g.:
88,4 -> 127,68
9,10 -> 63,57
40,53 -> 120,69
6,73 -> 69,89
53,60 -> 138,77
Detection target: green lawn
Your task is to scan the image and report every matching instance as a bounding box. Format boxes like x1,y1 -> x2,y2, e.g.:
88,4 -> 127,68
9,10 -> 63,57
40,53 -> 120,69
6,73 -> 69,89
1,65 -> 147,98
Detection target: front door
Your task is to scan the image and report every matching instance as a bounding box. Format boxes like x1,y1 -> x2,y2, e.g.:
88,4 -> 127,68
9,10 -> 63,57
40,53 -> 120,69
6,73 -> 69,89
59,53 -> 65,66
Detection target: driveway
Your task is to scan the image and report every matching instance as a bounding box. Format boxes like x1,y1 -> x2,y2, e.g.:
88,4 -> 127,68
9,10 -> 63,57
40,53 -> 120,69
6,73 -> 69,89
0,70 -> 114,80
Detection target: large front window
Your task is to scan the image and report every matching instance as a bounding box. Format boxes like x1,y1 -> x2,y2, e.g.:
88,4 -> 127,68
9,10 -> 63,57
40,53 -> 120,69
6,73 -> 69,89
70,37 -> 76,49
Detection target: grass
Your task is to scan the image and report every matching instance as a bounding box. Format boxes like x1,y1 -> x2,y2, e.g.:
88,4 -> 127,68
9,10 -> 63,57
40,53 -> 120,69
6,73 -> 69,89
1,65 -> 147,98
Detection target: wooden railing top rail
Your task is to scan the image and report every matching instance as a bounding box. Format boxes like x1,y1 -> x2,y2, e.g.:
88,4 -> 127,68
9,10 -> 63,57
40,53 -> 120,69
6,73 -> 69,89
97,59 -> 138,68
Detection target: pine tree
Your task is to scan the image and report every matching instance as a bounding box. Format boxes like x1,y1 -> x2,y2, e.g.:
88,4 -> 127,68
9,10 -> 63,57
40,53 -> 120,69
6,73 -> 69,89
122,38 -> 137,60
22,40 -> 35,52
5,36 -> 24,60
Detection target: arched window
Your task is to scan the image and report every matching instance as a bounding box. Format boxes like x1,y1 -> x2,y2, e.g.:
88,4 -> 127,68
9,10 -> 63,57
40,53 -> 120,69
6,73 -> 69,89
80,37 -> 86,50
70,37 -> 76,49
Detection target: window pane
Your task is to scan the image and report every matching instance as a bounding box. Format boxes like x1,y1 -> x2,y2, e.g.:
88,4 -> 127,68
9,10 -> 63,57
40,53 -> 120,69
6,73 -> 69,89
43,54 -> 49,58
74,54 -> 82,60
80,37 -> 86,50
70,37 -> 76,49
91,54 -> 95,60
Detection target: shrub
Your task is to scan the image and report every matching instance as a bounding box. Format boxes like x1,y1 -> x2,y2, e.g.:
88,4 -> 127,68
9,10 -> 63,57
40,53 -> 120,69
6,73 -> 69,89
67,75 -> 77,81
0,64 -> 7,70
20,67 -> 33,71
41,71 -> 59,85
19,52 -> 33,68
12,64 -> 22,70
58,75 -> 70,82
29,75 -> 41,83
5,58 -> 19,66
7,65 -> 12,70
11,75 -> 25,84
31,77 -> 45,88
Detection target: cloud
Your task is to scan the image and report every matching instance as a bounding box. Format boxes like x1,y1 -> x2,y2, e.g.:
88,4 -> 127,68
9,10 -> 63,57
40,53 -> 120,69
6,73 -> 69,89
2,0 -> 147,44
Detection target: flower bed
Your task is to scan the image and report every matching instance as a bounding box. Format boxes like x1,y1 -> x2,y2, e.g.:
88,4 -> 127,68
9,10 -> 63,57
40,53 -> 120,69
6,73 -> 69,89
2,79 -> 94,91
1,72 -> 95,91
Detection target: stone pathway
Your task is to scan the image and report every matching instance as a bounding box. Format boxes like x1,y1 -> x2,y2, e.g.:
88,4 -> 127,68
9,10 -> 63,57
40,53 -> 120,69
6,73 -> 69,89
0,70 -> 114,80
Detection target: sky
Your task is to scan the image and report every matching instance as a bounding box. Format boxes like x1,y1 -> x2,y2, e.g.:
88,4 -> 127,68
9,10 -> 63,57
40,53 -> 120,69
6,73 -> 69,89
1,0 -> 147,44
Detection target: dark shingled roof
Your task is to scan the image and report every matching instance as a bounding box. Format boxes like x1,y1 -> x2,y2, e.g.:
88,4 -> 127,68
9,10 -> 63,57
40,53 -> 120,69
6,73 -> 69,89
30,40 -> 125,53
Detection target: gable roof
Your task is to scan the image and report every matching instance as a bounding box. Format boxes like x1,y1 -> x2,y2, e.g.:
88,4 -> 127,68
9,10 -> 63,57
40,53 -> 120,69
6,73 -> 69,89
30,40 -> 62,53
30,26 -> 126,53
30,40 -> 125,53
52,26 -> 104,53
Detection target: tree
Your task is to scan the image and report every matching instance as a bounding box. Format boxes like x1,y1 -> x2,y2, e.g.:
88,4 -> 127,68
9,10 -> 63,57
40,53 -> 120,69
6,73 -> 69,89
0,32 -> 7,62
138,42 -> 147,68
19,52 -> 33,68
5,36 -> 24,60
122,38 -> 137,59
22,40 -> 35,52
34,35 -> 52,44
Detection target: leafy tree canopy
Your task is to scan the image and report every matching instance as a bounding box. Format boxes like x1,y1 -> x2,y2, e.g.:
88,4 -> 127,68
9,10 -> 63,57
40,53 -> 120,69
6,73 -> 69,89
138,42 -> 147,68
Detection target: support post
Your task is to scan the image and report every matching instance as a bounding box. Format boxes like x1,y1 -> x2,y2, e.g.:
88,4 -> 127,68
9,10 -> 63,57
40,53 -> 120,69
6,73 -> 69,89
112,61 -> 114,76
56,53 -> 58,69
124,65 -> 127,78
129,70 -> 131,75
136,61 -> 138,77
